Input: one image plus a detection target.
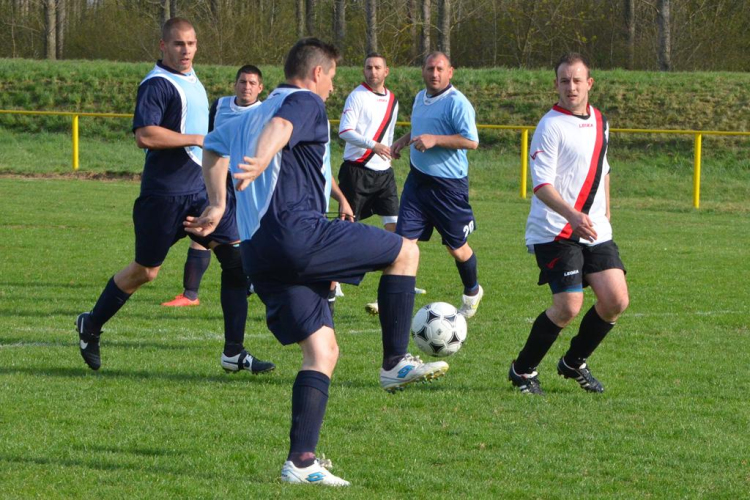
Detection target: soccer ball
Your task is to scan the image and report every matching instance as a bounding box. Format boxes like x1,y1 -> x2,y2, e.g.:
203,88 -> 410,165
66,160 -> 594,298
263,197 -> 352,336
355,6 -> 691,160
411,302 -> 467,357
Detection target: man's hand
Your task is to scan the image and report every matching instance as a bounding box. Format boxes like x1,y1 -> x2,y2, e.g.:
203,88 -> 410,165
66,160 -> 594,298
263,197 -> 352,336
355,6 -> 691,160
410,134 -> 437,153
184,205 -> 225,237
234,156 -> 265,191
338,197 -> 355,222
569,211 -> 598,242
372,142 -> 392,160
391,134 -> 410,159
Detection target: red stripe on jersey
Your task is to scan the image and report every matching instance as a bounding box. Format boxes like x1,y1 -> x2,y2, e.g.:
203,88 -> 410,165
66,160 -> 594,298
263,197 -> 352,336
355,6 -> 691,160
533,183 -> 551,193
552,103 -> 590,116
555,108 -> 604,241
354,90 -> 396,164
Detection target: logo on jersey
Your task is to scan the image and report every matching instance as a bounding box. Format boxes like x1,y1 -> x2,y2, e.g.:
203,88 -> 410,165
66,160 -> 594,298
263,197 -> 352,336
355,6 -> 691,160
580,123 -> 594,128
530,150 -> 545,160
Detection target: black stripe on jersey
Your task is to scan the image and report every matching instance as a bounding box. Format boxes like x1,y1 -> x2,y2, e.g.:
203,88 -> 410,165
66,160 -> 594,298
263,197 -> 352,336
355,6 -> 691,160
360,95 -> 399,166
580,112 -> 608,215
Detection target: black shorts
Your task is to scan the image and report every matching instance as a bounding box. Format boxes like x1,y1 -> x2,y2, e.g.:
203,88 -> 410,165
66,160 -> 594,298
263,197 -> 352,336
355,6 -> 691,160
133,191 -> 239,267
337,161 -> 399,222
533,239 -> 626,294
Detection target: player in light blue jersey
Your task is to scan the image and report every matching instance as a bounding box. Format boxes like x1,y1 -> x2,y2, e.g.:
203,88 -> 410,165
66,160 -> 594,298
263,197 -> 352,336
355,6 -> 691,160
391,51 -> 484,319
163,65 -> 264,308
186,38 -> 450,487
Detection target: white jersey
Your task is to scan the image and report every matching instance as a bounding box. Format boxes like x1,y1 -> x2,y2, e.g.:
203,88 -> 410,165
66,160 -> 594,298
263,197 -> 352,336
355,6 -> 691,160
526,104 -> 612,247
338,83 -> 398,171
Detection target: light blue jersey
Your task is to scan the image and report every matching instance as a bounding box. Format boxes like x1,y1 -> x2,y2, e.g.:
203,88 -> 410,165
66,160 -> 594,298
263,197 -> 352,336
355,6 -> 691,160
409,86 -> 478,179
209,95 -> 261,131
204,86 -> 332,242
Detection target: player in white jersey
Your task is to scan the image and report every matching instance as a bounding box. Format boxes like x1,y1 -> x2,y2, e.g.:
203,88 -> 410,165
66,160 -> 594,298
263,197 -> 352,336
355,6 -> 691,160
162,65 -> 264,307
508,53 -> 629,395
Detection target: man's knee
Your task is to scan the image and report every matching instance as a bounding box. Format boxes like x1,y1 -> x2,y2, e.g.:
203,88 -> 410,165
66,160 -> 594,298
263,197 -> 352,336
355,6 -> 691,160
213,244 -> 248,288
396,238 -> 419,267
599,292 -> 630,321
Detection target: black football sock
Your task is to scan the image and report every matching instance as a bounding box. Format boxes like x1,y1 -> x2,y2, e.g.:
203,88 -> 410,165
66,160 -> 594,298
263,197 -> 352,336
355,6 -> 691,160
288,370 -> 330,468
183,247 -> 211,300
378,275 -> 416,370
514,311 -> 563,374
564,305 -> 615,368
455,252 -> 479,295
214,245 -> 248,356
89,277 -> 131,332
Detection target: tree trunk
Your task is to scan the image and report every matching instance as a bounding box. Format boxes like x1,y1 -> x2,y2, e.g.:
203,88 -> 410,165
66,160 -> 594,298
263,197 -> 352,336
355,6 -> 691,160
420,0 -> 431,61
334,0 -> 345,51
56,0 -> 66,60
407,0 -> 418,64
437,0 -> 450,57
365,0 -> 377,53
657,0 -> 671,71
624,0 -> 635,69
170,0 -> 178,18
45,0 -> 57,60
160,0 -> 170,28
296,0 -> 304,37
305,0 -> 315,37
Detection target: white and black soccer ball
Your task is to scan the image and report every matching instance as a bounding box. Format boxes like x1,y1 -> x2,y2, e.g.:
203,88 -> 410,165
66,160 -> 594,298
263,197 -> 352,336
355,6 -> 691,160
411,302 -> 467,357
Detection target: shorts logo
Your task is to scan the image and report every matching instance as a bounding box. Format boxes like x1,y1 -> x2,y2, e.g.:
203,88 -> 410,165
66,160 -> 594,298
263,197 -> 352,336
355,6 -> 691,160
563,270 -> 579,277
546,257 -> 560,269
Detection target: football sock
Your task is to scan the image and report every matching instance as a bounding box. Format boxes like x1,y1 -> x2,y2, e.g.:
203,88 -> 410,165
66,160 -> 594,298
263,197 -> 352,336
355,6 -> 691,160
288,370 -> 330,468
183,247 -> 211,300
564,305 -> 615,368
89,277 -> 131,332
514,311 -> 563,374
378,275 -> 416,371
214,245 -> 248,356
455,253 -> 479,295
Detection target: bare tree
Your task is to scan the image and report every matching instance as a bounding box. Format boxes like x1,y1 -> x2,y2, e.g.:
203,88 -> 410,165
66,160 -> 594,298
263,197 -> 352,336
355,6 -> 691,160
657,0 -> 671,70
365,0 -> 377,53
407,0 -> 418,64
420,0 -> 431,60
624,0 -> 635,69
297,0 -> 304,37
45,0 -> 57,60
305,0 -> 315,37
437,0 -> 450,57
160,0 -> 170,28
333,0 -> 345,51
56,0 -> 66,59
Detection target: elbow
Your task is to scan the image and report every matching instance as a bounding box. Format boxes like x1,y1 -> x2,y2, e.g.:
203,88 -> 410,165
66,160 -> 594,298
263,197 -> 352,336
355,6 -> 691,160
134,130 -> 150,149
467,140 -> 479,150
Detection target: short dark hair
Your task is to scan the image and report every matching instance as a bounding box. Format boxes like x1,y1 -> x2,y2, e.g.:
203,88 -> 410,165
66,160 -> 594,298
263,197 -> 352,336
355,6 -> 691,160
236,65 -> 263,83
364,52 -> 387,66
161,18 -> 194,41
554,52 -> 591,78
423,51 -> 452,68
284,38 -> 341,80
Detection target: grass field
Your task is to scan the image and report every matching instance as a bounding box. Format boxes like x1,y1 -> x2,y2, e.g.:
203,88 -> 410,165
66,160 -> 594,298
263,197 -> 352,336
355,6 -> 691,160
1,139 -> 748,498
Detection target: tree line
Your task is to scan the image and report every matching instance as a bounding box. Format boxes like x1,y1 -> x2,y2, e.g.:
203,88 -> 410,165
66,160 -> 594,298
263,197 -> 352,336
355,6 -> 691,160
2,0 -> 750,71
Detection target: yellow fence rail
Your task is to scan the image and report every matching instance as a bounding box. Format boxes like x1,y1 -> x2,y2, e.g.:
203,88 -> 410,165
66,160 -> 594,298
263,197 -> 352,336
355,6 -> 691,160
3,110 -> 749,209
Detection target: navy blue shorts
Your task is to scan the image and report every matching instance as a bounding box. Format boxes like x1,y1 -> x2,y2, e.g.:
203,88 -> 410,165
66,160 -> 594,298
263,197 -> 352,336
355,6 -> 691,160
396,168 -> 476,250
133,191 -> 239,267
242,216 -> 403,345
533,239 -> 626,294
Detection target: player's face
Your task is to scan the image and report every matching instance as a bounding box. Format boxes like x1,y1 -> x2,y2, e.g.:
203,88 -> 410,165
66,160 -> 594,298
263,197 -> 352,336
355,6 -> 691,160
554,61 -> 593,115
234,72 -> 263,106
363,57 -> 389,91
160,27 -> 197,74
314,62 -> 337,102
422,55 -> 453,95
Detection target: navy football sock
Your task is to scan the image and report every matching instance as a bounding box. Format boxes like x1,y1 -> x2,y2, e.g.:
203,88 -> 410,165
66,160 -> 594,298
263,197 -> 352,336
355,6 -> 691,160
183,247 -> 211,300
515,311 -> 563,374
288,370 -> 330,468
214,245 -> 248,356
378,275 -> 416,370
89,277 -> 131,332
455,253 -> 479,295
564,305 -> 615,367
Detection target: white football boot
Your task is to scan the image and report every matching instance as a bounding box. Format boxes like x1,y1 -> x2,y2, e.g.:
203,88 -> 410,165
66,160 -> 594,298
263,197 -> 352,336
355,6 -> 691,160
458,284 -> 484,319
281,458 -> 350,487
379,353 -> 449,393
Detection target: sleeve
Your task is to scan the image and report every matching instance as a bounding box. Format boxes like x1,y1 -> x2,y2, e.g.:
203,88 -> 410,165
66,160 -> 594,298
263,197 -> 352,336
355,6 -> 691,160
275,92 -> 325,149
132,78 -> 173,132
203,120 -> 231,157
208,98 -> 219,132
603,116 -> 611,175
529,119 -> 560,191
450,96 -> 479,143
338,91 -> 376,149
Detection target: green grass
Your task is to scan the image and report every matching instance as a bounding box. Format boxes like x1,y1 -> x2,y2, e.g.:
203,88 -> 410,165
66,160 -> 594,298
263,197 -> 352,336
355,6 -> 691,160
1,146 -> 749,497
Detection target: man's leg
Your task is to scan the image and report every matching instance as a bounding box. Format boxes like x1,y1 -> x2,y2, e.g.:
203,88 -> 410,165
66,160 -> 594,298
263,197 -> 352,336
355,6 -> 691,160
448,243 -> 483,318
212,243 -> 275,374
162,241 -> 211,306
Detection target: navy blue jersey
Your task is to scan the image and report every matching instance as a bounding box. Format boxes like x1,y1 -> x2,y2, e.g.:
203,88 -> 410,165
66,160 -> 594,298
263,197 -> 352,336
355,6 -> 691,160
133,61 -> 209,196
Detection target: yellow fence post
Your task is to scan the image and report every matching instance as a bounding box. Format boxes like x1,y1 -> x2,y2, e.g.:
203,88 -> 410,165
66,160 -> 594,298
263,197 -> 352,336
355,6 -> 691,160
520,128 -> 529,199
72,114 -> 79,171
693,132 -> 702,209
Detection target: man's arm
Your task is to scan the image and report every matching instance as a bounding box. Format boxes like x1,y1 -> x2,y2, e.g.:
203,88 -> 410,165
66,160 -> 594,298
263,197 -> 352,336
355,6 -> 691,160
605,173 -> 611,221
183,150 -> 229,237
330,177 -> 355,222
409,133 -> 478,152
233,116 -> 293,191
391,131 -> 411,159
135,126 -> 204,150
534,184 -> 597,242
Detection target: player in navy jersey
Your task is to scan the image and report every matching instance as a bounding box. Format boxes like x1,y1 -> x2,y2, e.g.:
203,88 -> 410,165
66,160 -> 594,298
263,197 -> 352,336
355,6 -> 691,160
391,51 -> 484,319
508,53 -> 629,395
162,65 -> 264,307
75,18 -> 274,376
186,38 -> 450,487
